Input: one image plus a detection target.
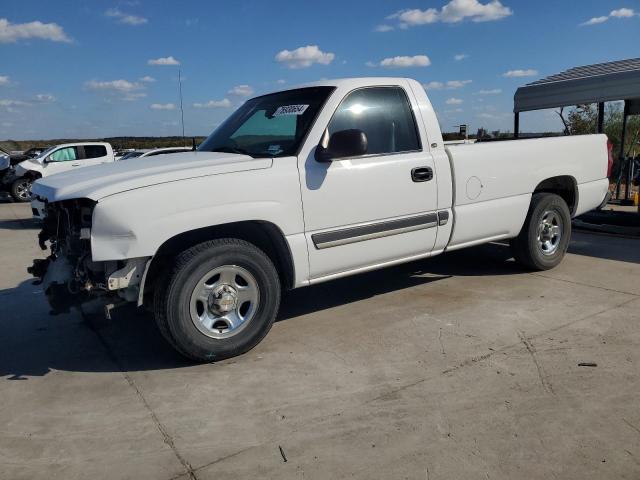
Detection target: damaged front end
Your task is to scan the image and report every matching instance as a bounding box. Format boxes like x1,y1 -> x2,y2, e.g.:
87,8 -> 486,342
28,198 -> 149,316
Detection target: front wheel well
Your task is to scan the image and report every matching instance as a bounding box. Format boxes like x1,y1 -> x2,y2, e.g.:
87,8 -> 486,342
142,221 -> 295,305
533,176 -> 578,216
23,170 -> 42,181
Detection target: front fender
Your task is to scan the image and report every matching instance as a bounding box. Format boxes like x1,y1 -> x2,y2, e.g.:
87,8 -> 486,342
90,158 -> 304,261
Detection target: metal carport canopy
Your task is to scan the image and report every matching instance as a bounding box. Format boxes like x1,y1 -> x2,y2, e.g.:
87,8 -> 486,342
514,58 -> 640,112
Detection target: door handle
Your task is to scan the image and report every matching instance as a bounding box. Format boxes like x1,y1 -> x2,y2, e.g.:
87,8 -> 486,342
411,167 -> 433,182
71,163 -> 81,166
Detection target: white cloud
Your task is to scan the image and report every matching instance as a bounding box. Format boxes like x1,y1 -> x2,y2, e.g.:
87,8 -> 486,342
424,80 -> 472,90
228,84 -> 254,97
0,75 -> 10,86
139,75 -> 156,83
365,61 -> 377,67
380,55 -> 431,68
85,79 -> 146,101
105,8 -> 148,26
193,98 -> 232,108
446,79 -> 472,88
374,24 -> 394,32
454,53 -> 468,61
610,8 -> 636,18
276,79 -> 286,84
503,69 -> 538,78
446,97 -> 464,105
34,93 -> 56,103
85,79 -> 142,92
475,88 -> 502,95
0,99 -> 29,107
424,81 -> 445,90
275,45 -> 335,69
0,18 -> 71,43
150,103 -> 176,110
387,0 -> 512,28
581,8 -> 636,25
148,56 -> 180,66
581,15 -> 610,25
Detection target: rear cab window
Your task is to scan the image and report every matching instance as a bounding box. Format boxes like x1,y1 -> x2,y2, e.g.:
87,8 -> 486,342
83,145 -> 107,159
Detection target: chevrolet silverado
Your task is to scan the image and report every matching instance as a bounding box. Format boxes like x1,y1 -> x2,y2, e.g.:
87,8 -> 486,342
28,78 -> 610,361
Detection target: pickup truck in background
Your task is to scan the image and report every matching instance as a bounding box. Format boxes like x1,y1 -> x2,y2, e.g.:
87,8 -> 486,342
28,78 -> 611,361
9,142 -> 114,202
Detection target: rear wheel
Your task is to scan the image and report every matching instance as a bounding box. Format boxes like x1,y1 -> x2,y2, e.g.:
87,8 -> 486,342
511,193 -> 571,270
10,177 -> 32,202
154,238 -> 281,362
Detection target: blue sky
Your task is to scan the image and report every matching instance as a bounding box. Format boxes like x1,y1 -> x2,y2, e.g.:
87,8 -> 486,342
1,0 -> 639,139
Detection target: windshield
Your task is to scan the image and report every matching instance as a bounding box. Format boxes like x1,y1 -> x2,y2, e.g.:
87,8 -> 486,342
198,86 -> 335,158
120,151 -> 144,160
34,146 -> 56,159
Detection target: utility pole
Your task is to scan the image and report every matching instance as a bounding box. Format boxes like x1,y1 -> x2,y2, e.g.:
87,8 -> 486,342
178,69 -> 186,145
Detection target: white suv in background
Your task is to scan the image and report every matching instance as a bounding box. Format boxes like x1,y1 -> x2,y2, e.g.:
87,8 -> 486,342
11,142 -> 114,202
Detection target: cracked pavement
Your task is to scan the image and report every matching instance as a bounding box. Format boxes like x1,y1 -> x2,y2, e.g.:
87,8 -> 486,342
1,202 -> 640,479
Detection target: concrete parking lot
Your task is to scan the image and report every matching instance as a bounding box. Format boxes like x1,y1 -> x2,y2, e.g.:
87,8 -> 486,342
1,200 -> 639,480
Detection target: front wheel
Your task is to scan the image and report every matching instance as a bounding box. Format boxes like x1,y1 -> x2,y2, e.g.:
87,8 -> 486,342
154,238 -> 281,362
511,193 -> 571,270
10,177 -> 32,202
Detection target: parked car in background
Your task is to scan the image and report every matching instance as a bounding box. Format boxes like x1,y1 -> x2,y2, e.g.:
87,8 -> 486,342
9,142 -> 114,202
0,147 -> 10,193
28,78 -> 610,361
119,146 -> 192,160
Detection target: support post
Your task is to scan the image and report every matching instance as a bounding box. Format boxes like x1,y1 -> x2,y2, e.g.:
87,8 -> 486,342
514,112 -> 520,139
621,101 -> 630,200
597,102 -> 604,133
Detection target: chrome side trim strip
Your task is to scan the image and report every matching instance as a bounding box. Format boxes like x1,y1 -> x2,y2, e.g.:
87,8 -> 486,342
312,213 -> 438,249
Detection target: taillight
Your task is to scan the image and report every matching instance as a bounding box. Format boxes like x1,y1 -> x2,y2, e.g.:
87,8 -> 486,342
606,139 -> 614,178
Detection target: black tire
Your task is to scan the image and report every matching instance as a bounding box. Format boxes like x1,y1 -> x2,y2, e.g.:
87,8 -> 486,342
511,193 -> 571,271
10,177 -> 32,202
154,238 -> 281,362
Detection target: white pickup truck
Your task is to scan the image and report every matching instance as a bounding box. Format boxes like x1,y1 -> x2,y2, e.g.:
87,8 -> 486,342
11,142 -> 114,202
28,78 -> 611,361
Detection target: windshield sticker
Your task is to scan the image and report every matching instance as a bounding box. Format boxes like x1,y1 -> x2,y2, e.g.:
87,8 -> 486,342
267,145 -> 283,155
273,104 -> 309,116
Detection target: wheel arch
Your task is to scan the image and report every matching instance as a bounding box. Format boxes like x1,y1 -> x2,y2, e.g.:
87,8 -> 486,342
23,170 -> 43,180
141,220 -> 296,305
533,175 -> 578,216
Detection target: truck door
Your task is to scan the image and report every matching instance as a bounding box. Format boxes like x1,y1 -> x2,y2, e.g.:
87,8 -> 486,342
298,84 -> 439,280
42,146 -> 81,176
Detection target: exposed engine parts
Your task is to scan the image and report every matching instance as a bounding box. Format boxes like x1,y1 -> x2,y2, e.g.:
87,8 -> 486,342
28,198 -> 149,315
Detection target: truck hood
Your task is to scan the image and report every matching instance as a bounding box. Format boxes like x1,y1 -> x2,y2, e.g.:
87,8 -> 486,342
32,151 -> 272,202
15,158 -> 43,177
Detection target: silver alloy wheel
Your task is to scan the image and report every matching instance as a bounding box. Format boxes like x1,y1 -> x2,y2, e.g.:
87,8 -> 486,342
537,210 -> 562,256
189,265 -> 260,339
15,180 -> 32,201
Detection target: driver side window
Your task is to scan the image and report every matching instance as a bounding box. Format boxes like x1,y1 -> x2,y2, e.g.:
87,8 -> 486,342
49,147 -> 78,162
327,87 -> 421,156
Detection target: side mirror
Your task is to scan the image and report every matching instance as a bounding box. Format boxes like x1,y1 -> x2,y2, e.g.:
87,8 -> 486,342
315,129 -> 368,162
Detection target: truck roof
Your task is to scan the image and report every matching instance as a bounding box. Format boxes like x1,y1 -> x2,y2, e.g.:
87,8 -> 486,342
54,142 -> 112,148
263,77 -> 416,96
